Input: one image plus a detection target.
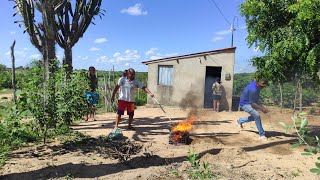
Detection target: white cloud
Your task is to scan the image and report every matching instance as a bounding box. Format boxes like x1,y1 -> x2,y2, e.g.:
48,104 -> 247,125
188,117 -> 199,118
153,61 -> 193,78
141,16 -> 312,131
96,56 -> 109,63
10,31 -> 16,35
23,48 -> 28,51
150,56 -> 163,60
5,51 -> 10,56
78,56 -> 89,60
215,30 -> 231,36
125,63 -> 130,66
94,38 -> 108,43
90,47 -> 100,52
145,48 -> 178,60
30,54 -> 41,59
145,48 -> 158,56
121,3 -> 148,16
212,36 -> 224,42
96,50 -> 141,64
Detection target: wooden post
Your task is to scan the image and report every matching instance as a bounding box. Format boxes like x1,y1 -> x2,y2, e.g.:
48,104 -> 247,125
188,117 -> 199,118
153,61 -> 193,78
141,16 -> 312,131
112,65 -> 115,86
279,83 -> 283,113
293,79 -> 298,114
299,81 -> 303,112
104,76 -> 108,112
10,40 -> 17,107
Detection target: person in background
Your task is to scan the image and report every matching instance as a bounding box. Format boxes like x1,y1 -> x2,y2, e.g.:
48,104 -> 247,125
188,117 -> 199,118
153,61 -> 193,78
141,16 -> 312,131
86,66 -> 99,121
122,70 -> 128,78
212,78 -> 222,112
111,68 -> 154,130
237,78 -> 269,140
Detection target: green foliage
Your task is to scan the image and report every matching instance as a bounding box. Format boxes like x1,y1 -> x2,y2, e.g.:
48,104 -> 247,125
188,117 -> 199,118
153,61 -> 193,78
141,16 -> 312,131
280,113 -> 320,175
233,73 -> 254,96
241,0 -> 320,89
186,150 -> 215,180
18,62 -> 89,143
0,106 -> 38,166
233,73 -> 319,107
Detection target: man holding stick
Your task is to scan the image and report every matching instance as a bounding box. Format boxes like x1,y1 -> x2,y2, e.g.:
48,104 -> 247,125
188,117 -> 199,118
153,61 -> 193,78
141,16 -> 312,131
111,68 -> 154,130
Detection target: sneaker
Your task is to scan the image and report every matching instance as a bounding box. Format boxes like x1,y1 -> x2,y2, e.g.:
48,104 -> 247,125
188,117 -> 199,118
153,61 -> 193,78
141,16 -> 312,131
259,136 -> 268,141
236,119 -> 243,129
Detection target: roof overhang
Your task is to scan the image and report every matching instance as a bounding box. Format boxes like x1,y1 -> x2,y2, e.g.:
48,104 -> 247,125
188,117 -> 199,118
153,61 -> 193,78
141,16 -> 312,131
142,47 -> 236,65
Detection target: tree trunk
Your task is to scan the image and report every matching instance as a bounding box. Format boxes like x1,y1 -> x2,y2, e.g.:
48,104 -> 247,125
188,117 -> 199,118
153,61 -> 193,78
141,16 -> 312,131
10,40 -> 17,108
64,47 -> 73,76
293,80 -> 298,114
279,83 -> 283,113
104,76 -> 108,112
299,81 -> 303,112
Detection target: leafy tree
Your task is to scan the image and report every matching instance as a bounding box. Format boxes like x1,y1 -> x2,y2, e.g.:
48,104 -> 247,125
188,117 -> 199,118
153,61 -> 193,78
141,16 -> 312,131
13,0 -> 65,77
240,0 -> 320,111
55,0 -> 104,74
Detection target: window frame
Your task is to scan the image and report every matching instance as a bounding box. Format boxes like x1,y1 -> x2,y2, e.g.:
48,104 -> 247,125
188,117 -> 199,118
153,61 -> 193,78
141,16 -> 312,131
157,65 -> 174,86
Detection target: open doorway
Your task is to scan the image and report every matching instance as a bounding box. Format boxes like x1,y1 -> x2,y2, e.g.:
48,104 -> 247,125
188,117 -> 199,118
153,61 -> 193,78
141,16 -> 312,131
204,66 -> 222,108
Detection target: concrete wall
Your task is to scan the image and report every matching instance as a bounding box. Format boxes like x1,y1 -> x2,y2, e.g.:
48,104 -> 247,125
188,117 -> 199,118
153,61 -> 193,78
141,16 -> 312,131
145,49 -> 235,110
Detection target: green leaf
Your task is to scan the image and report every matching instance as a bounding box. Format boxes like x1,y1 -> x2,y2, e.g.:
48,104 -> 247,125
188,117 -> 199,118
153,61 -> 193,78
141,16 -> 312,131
301,152 -> 312,156
279,122 -> 288,128
300,118 -> 308,129
316,163 -> 320,169
291,143 -> 301,148
310,168 -> 320,175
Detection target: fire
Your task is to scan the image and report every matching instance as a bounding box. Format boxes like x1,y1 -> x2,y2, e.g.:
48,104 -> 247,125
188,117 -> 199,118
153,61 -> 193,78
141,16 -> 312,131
171,116 -> 196,142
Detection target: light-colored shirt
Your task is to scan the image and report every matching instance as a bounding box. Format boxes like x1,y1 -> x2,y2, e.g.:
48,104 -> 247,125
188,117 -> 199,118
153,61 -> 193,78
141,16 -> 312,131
118,77 -> 144,102
212,82 -> 222,95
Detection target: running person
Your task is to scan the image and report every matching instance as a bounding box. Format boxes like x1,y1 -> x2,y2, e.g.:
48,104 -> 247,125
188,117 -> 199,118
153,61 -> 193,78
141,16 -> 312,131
237,78 -> 269,140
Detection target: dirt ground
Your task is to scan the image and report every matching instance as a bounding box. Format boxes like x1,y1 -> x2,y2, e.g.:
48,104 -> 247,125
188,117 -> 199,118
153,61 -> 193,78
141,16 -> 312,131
0,106 -> 320,180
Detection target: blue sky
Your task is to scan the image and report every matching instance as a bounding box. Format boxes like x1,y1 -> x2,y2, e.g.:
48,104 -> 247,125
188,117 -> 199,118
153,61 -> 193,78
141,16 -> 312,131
0,0 -> 258,73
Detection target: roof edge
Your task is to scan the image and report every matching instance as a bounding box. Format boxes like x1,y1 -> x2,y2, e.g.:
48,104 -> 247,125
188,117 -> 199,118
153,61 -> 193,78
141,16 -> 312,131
142,47 -> 236,64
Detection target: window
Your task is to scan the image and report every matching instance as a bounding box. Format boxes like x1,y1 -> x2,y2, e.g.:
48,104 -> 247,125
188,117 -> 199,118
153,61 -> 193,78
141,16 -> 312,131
158,65 -> 173,86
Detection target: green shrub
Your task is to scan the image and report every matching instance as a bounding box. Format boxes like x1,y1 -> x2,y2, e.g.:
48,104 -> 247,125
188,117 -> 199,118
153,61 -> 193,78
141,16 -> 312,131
280,113 -> 320,175
18,61 -> 89,143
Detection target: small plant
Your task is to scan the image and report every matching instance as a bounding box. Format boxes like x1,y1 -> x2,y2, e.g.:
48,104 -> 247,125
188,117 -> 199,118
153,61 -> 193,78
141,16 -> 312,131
291,169 -> 302,177
186,150 -> 215,180
280,113 -> 320,175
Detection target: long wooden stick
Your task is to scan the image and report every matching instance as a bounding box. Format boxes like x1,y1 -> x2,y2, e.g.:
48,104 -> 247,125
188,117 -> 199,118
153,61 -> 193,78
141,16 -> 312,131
10,40 -> 17,108
152,97 -> 172,121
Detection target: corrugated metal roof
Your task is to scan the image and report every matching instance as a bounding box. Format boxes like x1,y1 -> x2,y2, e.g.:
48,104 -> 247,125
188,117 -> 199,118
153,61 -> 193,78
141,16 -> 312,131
142,47 -> 236,64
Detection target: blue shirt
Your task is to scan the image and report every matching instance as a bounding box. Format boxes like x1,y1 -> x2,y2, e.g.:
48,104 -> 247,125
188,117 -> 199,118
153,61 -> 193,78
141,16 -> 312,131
239,81 -> 260,106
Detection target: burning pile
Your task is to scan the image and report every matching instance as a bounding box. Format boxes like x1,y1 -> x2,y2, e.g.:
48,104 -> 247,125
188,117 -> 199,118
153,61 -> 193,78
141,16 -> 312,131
169,116 -> 196,145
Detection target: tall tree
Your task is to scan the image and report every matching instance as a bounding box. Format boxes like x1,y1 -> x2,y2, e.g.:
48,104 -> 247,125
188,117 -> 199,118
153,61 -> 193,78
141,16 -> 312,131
241,0 -> 320,111
55,0 -> 104,74
14,0 -> 66,78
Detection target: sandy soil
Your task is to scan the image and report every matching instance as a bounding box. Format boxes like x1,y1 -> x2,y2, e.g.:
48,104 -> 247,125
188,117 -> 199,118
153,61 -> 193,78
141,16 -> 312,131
0,106 -> 319,180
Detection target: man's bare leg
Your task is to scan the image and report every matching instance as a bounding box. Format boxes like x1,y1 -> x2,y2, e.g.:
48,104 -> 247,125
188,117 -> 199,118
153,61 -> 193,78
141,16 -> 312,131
115,114 -> 121,127
128,114 -> 134,129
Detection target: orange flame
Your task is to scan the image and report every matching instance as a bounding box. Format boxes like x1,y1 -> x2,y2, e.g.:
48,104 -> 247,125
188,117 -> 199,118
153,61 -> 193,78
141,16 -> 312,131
171,116 -> 196,142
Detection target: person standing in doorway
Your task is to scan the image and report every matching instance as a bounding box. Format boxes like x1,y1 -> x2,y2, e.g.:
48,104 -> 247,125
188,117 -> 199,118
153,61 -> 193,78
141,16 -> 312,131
237,78 -> 269,140
212,78 -> 222,112
111,68 -> 154,130
86,66 -> 99,121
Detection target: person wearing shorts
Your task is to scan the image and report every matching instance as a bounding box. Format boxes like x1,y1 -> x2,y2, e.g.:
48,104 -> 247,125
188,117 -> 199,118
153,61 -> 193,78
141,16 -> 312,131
212,78 -> 222,112
111,68 -> 154,130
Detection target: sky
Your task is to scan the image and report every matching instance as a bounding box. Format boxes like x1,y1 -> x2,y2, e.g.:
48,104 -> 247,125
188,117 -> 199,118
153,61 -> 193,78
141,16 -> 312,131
0,0 -> 258,73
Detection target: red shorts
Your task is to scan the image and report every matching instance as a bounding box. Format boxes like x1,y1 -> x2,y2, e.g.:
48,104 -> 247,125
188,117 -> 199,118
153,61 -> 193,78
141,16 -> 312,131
117,100 -> 135,115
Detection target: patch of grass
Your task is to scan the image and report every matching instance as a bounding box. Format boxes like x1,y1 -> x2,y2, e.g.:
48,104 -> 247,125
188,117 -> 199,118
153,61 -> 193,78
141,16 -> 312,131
291,169 -> 302,177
